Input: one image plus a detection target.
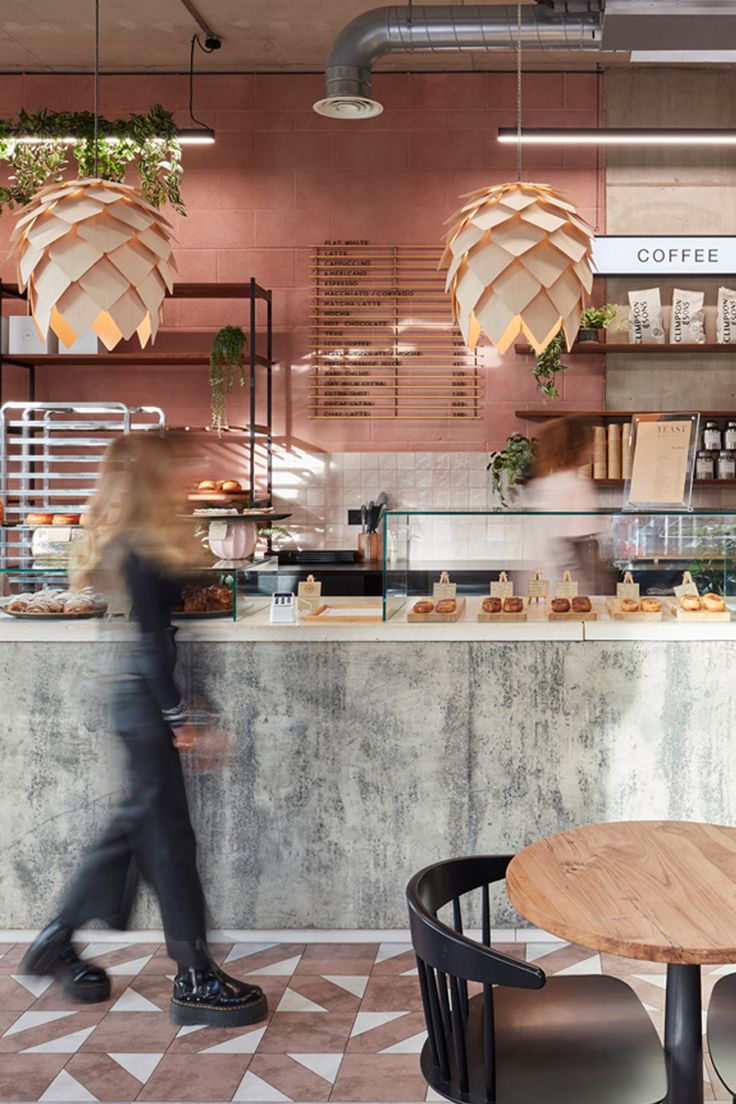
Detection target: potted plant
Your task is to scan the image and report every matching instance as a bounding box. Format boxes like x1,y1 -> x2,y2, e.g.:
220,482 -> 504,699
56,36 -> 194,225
578,303 -> 617,344
487,433 -> 536,508
210,326 -> 247,434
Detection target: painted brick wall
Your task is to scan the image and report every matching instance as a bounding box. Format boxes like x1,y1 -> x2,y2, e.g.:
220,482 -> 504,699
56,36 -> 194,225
0,71 -> 604,457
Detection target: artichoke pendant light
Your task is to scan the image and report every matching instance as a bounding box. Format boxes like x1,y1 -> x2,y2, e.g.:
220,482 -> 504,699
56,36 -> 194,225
11,178 -> 175,350
10,0 -> 175,351
442,5 -> 594,356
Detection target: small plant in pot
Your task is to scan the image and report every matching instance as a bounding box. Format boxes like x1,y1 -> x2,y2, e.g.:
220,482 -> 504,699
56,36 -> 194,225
487,433 -> 536,508
210,326 -> 247,435
578,303 -> 617,344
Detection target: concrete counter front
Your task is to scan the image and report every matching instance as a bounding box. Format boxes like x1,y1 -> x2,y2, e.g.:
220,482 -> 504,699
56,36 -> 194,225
2,611 -> 736,930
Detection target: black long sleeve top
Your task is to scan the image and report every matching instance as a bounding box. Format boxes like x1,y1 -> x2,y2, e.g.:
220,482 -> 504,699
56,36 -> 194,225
124,550 -> 188,726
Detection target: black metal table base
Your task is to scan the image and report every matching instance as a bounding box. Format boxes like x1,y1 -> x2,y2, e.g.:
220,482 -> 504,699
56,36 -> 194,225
665,963 -> 702,1104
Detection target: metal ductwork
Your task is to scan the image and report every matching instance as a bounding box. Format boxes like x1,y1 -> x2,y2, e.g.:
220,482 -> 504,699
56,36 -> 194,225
313,4 -> 604,119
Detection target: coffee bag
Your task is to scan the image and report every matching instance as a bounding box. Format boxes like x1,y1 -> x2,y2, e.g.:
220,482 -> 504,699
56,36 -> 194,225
670,288 -> 706,345
717,286 -> 736,343
628,288 -> 665,344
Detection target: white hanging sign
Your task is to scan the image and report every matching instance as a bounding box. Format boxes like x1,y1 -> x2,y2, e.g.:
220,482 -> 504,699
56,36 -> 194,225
592,236 -> 736,276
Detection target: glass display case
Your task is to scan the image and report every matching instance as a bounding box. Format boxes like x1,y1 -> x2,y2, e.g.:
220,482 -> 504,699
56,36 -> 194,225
381,509 -> 736,621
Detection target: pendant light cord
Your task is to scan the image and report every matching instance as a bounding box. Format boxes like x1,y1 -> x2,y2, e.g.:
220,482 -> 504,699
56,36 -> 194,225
189,34 -> 217,129
93,0 -> 99,178
516,2 -> 523,182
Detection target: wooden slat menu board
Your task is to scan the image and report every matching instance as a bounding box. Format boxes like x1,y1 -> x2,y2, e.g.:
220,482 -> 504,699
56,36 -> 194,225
311,242 -> 481,420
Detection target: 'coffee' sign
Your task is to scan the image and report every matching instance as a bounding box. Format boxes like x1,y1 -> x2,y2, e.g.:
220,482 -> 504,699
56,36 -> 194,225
592,236 -> 736,276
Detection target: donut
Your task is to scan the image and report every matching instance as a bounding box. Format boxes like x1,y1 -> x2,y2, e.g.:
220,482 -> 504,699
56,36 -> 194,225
412,600 -> 434,614
26,513 -> 53,526
703,592 -> 726,612
220,480 -> 242,493
482,597 -> 502,614
620,598 -> 639,612
197,480 -> 218,491
572,596 -> 592,613
551,598 -> 571,613
640,598 -> 661,613
435,599 -> 457,614
503,596 -> 524,613
680,595 -> 701,612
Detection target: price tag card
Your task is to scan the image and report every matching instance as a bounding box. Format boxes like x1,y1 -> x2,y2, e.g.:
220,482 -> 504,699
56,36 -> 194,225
432,571 -> 457,601
528,570 -> 549,603
298,574 -> 322,609
674,570 -> 700,600
209,521 -> 228,542
617,571 -> 640,602
555,570 -> 579,599
490,571 -> 514,599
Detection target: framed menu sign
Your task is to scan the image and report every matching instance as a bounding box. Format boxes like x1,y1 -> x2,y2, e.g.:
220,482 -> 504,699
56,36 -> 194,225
624,413 -> 700,511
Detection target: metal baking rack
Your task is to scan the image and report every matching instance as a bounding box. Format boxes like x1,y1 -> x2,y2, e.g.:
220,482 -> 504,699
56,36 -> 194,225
0,401 -> 165,571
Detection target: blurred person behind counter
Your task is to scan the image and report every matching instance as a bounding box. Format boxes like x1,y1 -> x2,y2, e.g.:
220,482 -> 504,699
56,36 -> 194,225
20,432 -> 268,1029
522,416 -> 613,595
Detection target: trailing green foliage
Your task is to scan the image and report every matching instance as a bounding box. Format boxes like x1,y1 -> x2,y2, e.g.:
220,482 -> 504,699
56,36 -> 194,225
487,433 -> 536,508
533,330 -> 565,399
210,326 -> 247,434
0,105 -> 184,213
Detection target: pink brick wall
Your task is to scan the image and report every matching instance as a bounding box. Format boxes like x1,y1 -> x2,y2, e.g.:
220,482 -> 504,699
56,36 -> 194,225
0,71 -> 604,453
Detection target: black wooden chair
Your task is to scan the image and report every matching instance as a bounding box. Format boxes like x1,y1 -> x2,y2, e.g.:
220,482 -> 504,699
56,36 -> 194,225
406,854 -> 667,1104
707,974 -> 736,1101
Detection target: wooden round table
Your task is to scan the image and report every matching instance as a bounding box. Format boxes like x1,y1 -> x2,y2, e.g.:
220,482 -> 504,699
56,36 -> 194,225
507,820 -> 736,1104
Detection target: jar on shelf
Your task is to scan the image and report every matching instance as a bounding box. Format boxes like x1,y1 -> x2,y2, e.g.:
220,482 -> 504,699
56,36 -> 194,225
703,421 -> 722,451
696,450 -> 716,480
725,421 -> 736,450
717,450 -> 736,480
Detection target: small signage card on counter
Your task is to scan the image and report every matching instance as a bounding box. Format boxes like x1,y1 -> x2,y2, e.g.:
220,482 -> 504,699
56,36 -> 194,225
298,574 -> 322,611
432,571 -> 457,601
490,571 -> 514,599
555,571 -> 579,599
528,570 -> 549,604
617,571 -> 640,602
674,571 -> 700,600
625,413 -> 700,511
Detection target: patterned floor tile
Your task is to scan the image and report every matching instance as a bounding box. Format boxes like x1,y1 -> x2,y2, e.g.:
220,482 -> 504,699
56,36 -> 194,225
137,1052 -> 252,1101
0,945 -> 28,973
0,973 -> 39,1012
331,1054 -> 428,1102
276,976 -> 363,1014
360,976 -> 423,1013
0,1054 -> 68,1102
259,1012 -> 356,1054
346,1012 -> 426,1054
30,974 -> 128,1013
81,1010 -> 179,1052
295,944 -> 379,977
167,1022 -> 268,1056
246,1053 -> 338,1100
239,974 -> 290,1008
63,1052 -> 146,1101
232,944 -> 306,976
1,1010 -> 103,1054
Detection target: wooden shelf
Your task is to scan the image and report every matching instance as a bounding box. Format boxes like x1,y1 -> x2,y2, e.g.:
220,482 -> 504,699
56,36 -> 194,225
514,343 -> 736,355
593,479 -> 736,487
0,280 -> 271,302
2,353 -> 270,368
515,409 -> 736,420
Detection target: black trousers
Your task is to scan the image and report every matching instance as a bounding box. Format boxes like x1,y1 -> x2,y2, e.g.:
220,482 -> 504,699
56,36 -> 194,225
60,679 -> 208,967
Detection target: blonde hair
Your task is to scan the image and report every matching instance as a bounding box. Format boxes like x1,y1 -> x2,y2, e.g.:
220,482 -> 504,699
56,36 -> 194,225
72,433 -> 199,589
530,416 -> 593,479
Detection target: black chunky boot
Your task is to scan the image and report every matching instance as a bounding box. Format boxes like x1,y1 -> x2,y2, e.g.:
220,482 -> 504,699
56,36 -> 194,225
170,960 -> 268,1027
20,920 -> 111,1003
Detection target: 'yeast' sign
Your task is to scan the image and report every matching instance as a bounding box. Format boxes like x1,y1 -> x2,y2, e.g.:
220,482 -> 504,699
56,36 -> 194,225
592,236 -> 736,276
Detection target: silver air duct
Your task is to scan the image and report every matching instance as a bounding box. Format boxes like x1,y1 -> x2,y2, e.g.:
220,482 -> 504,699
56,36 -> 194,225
313,4 -> 603,119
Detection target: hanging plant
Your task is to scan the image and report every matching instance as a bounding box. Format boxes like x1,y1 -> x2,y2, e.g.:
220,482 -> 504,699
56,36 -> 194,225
533,330 -> 565,399
210,326 -> 247,434
0,105 -> 184,213
487,433 -> 536,508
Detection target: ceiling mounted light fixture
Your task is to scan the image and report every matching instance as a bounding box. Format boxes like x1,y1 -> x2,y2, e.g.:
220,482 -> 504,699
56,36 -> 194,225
443,5 -> 594,356
11,1 -> 176,352
182,32 -> 220,144
498,128 -> 736,145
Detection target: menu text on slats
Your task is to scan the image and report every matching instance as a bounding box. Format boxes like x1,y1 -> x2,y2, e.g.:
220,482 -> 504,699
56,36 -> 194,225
311,243 -> 481,419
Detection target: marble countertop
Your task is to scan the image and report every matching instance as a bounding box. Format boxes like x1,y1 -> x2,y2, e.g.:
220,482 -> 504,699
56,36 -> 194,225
2,596 -> 736,642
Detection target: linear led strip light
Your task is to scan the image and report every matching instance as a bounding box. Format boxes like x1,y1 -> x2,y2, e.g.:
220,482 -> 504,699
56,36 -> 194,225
498,128 -> 736,146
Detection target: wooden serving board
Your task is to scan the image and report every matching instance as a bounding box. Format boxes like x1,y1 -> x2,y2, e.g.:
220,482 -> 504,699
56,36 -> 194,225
188,491 -> 249,503
547,605 -> 598,622
303,603 -> 383,623
477,599 -> 528,623
664,598 -> 731,622
407,597 -> 467,623
606,598 -> 664,622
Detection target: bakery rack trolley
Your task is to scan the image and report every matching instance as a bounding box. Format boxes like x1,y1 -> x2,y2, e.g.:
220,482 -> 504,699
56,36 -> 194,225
0,401 -> 166,572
